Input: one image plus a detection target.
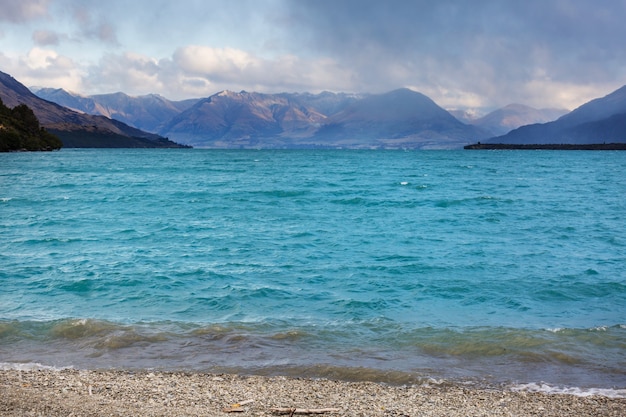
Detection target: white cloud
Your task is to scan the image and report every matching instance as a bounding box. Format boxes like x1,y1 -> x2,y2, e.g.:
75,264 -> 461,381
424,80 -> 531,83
0,47 -> 85,92
173,46 -> 259,78
85,52 -> 162,95
22,47 -> 63,69
78,46 -> 357,100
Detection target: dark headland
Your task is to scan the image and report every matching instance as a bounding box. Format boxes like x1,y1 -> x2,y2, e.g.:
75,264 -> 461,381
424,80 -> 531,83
464,142 -> 626,150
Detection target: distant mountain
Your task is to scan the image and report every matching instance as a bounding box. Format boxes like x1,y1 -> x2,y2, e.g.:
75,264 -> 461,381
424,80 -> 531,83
158,90 -> 360,148
487,85 -> 626,144
555,85 -> 626,127
472,104 -> 567,136
32,88 -> 199,133
0,71 -> 187,148
287,91 -> 362,117
36,84 -> 489,148
159,88 -> 488,148
312,88 -> 489,149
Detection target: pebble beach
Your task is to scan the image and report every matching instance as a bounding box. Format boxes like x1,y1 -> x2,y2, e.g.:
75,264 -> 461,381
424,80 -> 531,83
1,369 -> 624,417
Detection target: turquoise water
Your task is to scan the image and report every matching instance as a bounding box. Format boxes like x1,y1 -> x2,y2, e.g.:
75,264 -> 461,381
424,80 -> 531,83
1,149 -> 625,391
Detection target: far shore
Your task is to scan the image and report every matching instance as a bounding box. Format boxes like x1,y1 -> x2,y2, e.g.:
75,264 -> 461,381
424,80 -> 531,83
1,369 -> 624,416
464,142 -> 626,150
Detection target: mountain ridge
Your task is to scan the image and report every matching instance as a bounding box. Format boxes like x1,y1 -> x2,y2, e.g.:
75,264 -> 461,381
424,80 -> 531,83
312,88 -> 489,149
472,104 -> 568,136
487,84 -> 626,144
32,87 -> 200,133
0,71 -> 188,148
37,86 -> 570,145
26,72 -> 626,148
167,88 -> 488,148
34,86 -> 487,149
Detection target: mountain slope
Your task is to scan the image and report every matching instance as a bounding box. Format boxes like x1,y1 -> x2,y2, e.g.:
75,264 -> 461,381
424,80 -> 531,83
159,90 -> 331,148
0,71 -> 187,148
32,88 -> 199,133
557,85 -> 626,128
159,88 -> 487,149
487,85 -> 626,144
313,88 -> 488,148
472,104 -> 567,136
0,98 -> 62,151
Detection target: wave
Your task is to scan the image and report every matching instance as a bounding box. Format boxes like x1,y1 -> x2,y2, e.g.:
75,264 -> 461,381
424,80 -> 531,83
0,361 -> 623,398
1,318 -> 624,390
0,362 -> 72,372
3,318 -> 625,351
510,383 -> 626,399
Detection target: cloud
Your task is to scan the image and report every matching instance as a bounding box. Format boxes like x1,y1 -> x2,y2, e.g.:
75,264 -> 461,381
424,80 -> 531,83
3,0 -> 625,111
173,46 -> 259,80
1,47 -> 85,92
0,0 -> 50,23
171,46 -> 356,96
32,30 -> 63,46
85,52 -> 161,95
281,0 -> 626,108
170,45 -> 353,92
71,4 -> 120,46
22,47 -> 76,75
80,45 -> 356,99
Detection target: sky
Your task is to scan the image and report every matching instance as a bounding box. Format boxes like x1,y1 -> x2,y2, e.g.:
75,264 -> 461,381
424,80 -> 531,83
1,0 -> 626,112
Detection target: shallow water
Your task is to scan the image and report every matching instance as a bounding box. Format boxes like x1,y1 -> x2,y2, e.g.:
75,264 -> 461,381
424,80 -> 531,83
1,149 -> 625,391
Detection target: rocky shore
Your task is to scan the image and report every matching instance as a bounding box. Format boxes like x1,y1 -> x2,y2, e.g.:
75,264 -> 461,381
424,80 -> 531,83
1,369 -> 624,416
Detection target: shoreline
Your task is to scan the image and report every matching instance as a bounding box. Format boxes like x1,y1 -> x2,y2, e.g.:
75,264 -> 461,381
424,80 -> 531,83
463,142 -> 626,150
1,369 -> 624,416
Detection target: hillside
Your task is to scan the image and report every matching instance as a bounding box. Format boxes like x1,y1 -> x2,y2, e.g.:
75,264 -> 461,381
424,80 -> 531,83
0,71 -> 188,148
0,98 -> 62,151
36,85 -> 488,149
34,79 -> 626,149
313,88 -> 489,148
33,88 -> 199,133
487,85 -> 626,144
472,104 -> 567,136
158,90 -> 355,148
158,88 -> 487,148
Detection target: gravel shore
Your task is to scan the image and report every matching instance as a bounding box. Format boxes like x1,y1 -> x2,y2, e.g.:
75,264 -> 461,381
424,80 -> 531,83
1,369 -> 624,416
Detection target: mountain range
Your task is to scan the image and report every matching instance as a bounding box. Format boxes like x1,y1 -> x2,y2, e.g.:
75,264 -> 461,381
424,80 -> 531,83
0,71 -> 187,148
156,90 -> 355,148
155,88 -> 492,148
31,88 -> 200,133
4,68 -> 626,148
32,86 -> 578,149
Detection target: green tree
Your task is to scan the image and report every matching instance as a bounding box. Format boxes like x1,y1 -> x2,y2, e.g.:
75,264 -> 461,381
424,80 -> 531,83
0,99 -> 62,151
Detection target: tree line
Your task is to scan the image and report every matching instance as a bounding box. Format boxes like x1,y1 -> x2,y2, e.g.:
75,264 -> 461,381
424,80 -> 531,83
0,98 -> 62,151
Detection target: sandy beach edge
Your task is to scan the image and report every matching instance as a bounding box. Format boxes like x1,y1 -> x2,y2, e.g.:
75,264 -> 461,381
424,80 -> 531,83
1,369 -> 624,416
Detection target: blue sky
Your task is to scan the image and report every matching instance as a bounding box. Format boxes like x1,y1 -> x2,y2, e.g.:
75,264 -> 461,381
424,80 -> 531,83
1,0 -> 626,112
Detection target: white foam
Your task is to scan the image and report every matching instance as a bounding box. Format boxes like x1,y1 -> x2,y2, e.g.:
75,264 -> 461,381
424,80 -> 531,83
510,382 -> 626,398
419,377 -> 447,387
590,325 -> 608,331
0,362 -> 72,372
545,327 -> 564,333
